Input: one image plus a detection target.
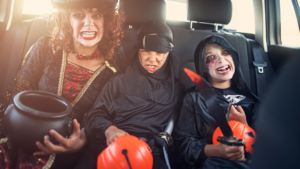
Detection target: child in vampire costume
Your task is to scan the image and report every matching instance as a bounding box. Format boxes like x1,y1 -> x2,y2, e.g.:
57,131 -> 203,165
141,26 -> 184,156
84,21 -> 184,169
173,35 -> 260,169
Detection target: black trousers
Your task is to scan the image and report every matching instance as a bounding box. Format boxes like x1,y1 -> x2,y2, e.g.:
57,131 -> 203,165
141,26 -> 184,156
153,154 -> 168,169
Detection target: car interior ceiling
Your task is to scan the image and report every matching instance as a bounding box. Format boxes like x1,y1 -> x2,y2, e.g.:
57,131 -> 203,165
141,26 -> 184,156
0,0 -> 276,100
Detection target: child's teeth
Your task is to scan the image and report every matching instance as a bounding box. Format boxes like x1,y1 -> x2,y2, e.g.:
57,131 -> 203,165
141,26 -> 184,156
81,32 -> 96,37
217,65 -> 230,73
218,66 -> 229,71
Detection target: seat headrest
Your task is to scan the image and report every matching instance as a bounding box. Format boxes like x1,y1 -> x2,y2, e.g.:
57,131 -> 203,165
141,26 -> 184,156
187,0 -> 232,25
0,22 -> 6,39
119,0 -> 166,28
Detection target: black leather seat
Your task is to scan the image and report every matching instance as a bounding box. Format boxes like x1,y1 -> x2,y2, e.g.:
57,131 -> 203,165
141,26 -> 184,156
171,0 -> 275,97
0,16 -> 49,96
0,0 -> 275,97
0,0 -> 279,168
116,0 -> 167,71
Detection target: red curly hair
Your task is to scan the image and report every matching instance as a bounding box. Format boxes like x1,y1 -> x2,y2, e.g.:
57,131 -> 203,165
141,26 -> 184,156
48,3 -> 125,60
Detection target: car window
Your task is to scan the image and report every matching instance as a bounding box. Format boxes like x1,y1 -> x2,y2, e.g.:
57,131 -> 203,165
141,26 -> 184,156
225,0 -> 255,33
280,0 -> 300,47
24,0 -> 255,33
23,0 -> 56,15
165,0 -> 187,22
165,0 -> 255,33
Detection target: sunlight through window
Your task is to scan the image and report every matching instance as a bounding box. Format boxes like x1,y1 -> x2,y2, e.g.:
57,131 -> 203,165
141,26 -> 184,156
165,0 -> 254,33
23,0 -> 255,33
23,0 -> 56,15
165,0 -> 187,22
280,0 -> 300,47
225,0 -> 255,33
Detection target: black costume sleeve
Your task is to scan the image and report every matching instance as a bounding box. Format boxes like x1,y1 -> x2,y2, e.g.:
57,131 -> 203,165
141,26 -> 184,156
173,90 -> 213,165
84,75 -> 119,143
0,36 -> 48,137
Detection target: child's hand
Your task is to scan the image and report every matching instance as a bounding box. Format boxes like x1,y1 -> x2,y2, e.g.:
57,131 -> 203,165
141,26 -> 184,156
33,119 -> 86,156
226,103 -> 248,125
218,143 -> 245,161
105,126 -> 129,146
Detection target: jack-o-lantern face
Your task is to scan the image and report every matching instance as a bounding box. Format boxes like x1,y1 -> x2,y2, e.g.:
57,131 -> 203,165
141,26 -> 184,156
212,120 -> 256,154
97,135 -> 153,169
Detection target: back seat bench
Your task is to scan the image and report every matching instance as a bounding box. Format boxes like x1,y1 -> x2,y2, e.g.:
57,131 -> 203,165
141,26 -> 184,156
0,0 -> 275,97
0,1 -> 276,168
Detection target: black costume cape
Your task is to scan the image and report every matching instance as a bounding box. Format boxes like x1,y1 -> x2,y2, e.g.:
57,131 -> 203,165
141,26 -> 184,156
84,21 -> 184,164
173,35 -> 260,169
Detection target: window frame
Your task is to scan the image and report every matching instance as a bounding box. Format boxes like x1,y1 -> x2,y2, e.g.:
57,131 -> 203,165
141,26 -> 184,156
291,0 -> 300,31
267,0 -> 300,46
265,0 -> 281,45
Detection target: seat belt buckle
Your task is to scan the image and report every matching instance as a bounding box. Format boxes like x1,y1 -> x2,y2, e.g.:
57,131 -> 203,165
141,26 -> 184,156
253,61 -> 267,74
158,132 -> 173,146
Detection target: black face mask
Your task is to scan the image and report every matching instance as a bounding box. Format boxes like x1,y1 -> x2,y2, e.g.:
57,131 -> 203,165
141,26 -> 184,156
134,20 -> 174,53
135,34 -> 174,54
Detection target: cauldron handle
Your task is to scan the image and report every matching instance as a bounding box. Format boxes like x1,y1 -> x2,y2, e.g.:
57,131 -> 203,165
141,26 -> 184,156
67,111 -> 75,137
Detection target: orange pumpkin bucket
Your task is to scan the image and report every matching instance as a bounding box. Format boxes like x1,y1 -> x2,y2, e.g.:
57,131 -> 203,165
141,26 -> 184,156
213,120 -> 256,154
97,135 -> 153,169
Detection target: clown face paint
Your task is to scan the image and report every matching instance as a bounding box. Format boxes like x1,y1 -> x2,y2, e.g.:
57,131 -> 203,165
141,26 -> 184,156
70,8 -> 104,49
204,43 -> 235,88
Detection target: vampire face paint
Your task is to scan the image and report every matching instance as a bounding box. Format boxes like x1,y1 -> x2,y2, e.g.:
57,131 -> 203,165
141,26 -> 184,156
138,49 -> 169,73
204,43 -> 235,88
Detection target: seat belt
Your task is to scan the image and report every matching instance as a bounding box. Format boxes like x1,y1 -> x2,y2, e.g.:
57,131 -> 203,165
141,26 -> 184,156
1,20 -> 32,96
248,39 -> 267,98
158,114 -> 176,169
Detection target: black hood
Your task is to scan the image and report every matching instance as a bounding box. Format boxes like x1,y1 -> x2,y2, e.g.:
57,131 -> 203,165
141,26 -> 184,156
194,35 -> 260,101
134,20 -> 174,53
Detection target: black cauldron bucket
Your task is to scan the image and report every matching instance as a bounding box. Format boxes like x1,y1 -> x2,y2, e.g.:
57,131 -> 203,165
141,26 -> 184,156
3,90 -> 73,153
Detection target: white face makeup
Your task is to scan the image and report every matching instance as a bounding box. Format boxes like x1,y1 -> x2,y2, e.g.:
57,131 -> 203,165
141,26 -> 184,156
138,49 -> 169,73
70,8 -> 104,49
204,43 -> 235,88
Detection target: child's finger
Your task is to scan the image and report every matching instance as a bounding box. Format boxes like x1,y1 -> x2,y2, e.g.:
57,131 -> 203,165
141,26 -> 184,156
235,106 -> 244,114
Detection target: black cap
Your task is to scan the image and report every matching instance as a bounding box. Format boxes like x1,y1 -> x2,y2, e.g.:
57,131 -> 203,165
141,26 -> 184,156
51,0 -> 118,8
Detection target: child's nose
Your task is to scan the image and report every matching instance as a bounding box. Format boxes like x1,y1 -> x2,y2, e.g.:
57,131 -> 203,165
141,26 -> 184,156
84,15 -> 94,27
216,54 -> 226,63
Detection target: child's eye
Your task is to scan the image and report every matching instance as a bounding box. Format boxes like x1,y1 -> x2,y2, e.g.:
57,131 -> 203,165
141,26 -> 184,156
94,14 -> 103,18
206,55 -> 215,64
207,56 -> 215,60
223,50 -> 230,55
72,13 -> 84,18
